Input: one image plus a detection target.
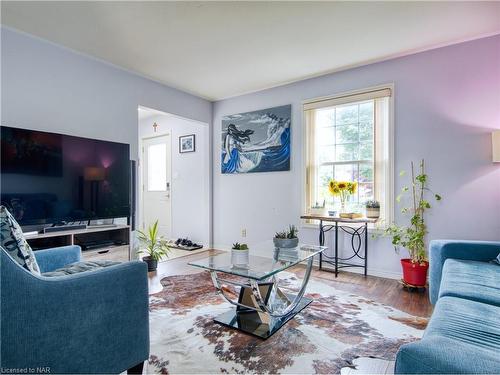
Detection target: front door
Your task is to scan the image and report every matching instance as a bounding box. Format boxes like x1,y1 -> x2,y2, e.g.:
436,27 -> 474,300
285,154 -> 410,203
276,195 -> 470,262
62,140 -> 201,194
142,135 -> 171,238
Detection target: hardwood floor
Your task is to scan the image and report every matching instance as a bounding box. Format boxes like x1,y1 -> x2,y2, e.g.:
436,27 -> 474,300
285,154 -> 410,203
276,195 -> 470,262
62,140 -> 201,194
147,249 -> 433,318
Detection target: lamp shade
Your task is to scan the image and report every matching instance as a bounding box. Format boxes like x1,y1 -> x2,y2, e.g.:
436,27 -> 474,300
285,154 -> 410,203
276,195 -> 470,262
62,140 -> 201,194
493,131 -> 500,163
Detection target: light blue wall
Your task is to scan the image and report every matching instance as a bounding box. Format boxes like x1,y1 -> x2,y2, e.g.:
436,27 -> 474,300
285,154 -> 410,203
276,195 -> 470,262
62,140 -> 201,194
212,35 -> 500,277
1,27 -> 212,160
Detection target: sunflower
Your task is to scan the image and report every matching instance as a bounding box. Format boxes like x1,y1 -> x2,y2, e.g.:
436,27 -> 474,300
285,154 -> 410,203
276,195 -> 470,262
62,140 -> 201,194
346,181 -> 358,194
328,180 -> 341,195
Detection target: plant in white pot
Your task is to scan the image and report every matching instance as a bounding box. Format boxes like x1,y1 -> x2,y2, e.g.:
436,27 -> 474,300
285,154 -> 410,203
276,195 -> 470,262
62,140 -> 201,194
365,200 -> 381,219
136,220 -> 170,272
231,242 -> 249,267
273,225 -> 299,248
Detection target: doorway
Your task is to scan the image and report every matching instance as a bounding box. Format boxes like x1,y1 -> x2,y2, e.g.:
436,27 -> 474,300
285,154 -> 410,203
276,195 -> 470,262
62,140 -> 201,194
141,134 -> 172,238
137,105 -> 211,262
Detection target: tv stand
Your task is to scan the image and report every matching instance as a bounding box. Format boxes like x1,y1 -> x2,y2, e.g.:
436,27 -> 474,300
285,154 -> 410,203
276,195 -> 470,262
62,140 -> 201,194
25,225 -> 131,262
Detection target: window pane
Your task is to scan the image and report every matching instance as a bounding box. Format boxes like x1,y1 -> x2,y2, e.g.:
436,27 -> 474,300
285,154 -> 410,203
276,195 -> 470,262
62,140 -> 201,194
334,163 -> 358,182
336,143 -> 359,162
316,108 -> 335,128
359,142 -> 373,160
336,123 -> 359,144
358,182 -> 374,203
318,126 -> 335,146
318,145 -> 335,163
317,165 -> 334,206
336,104 -> 358,126
359,122 -> 374,142
147,143 -> 167,191
359,101 -> 374,123
359,164 -> 374,183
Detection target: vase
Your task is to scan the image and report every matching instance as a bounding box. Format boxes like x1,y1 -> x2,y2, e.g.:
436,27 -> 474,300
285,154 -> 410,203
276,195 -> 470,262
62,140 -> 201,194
340,200 -> 347,213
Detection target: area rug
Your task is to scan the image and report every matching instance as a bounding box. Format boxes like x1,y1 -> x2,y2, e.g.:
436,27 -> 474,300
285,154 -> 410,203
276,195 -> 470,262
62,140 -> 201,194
147,271 -> 426,374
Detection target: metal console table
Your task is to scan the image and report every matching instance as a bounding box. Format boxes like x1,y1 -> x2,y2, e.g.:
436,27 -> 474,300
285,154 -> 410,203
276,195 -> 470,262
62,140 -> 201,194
301,215 -> 377,277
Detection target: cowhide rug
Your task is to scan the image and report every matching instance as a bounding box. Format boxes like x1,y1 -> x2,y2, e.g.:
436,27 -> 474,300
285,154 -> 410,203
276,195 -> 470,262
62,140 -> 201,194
147,271 -> 426,374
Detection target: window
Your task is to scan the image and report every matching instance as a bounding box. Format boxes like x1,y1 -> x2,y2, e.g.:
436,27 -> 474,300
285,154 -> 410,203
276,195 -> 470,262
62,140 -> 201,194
147,143 -> 167,191
304,86 -> 393,224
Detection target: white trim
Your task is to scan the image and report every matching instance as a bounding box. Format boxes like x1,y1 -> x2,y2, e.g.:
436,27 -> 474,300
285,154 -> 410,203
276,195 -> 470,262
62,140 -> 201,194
301,83 -> 393,106
303,87 -> 392,110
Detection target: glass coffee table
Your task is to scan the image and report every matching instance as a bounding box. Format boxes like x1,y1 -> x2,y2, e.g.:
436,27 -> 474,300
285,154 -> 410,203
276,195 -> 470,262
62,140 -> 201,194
188,244 -> 326,339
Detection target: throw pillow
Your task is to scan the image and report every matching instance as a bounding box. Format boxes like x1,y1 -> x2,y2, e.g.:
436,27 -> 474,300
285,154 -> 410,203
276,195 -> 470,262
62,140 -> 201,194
493,253 -> 500,265
0,206 -> 41,275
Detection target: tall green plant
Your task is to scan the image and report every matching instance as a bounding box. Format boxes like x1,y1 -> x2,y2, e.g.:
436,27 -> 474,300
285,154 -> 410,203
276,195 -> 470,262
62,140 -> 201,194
384,159 -> 441,264
137,220 -> 170,261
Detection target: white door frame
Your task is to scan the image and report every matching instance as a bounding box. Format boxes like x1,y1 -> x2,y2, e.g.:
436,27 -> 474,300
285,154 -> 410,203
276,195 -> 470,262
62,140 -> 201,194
139,132 -> 172,234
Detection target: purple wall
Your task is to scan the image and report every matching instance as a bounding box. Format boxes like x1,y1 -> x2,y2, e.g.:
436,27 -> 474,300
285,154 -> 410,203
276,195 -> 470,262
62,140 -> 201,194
213,34 -> 500,277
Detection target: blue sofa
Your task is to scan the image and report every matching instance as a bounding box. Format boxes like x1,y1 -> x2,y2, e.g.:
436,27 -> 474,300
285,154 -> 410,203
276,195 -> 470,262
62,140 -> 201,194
1,245 -> 150,374
395,240 -> 500,374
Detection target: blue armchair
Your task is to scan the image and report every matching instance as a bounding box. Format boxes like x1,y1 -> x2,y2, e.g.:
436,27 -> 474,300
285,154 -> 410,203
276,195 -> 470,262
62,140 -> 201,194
1,245 -> 150,374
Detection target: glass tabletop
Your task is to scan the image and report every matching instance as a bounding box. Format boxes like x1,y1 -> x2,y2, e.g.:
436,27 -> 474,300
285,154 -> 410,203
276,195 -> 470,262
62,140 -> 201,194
188,244 -> 326,281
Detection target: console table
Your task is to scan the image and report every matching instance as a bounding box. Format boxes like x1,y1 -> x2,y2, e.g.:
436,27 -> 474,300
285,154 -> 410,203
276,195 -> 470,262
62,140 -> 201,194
300,215 -> 377,277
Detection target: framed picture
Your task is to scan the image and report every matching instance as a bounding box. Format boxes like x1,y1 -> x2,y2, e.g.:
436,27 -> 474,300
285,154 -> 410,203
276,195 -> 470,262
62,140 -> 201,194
221,104 -> 291,174
179,134 -> 195,153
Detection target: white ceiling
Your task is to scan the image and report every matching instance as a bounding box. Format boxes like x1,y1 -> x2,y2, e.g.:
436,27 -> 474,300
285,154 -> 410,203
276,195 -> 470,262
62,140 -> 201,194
2,1 -> 500,101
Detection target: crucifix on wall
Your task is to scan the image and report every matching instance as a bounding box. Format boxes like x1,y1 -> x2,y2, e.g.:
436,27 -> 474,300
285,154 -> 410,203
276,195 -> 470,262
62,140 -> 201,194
153,122 -> 159,132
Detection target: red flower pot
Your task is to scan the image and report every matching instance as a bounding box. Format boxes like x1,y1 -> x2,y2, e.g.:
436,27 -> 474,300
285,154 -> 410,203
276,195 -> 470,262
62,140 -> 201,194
401,258 -> 429,287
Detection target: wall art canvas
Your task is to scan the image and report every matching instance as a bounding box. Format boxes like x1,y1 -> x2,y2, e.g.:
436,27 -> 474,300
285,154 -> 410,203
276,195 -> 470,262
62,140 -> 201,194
221,104 -> 291,174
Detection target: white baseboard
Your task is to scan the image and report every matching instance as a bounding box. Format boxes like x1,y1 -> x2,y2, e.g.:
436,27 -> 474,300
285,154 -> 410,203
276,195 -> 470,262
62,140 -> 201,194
315,262 -> 401,280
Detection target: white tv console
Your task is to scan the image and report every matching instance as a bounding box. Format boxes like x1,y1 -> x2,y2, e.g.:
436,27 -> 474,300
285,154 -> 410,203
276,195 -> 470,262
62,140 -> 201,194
25,224 -> 131,262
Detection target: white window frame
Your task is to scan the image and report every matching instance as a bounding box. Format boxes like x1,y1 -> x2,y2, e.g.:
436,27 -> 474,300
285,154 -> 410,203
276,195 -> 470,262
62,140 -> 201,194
302,84 -> 394,229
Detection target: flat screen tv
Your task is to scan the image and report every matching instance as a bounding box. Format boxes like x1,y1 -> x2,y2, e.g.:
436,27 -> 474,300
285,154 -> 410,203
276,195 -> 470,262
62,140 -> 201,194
1,126 -> 131,226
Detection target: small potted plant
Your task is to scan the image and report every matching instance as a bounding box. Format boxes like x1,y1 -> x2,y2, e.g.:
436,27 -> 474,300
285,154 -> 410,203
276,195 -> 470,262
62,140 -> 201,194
365,200 -> 381,218
231,242 -> 249,266
273,225 -> 299,248
310,200 -> 326,216
136,220 -> 170,272
384,160 -> 441,287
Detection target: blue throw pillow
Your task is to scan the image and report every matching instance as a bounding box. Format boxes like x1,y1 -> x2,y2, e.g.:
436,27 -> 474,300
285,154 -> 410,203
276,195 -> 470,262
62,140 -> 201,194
0,206 -> 41,275
493,253 -> 500,265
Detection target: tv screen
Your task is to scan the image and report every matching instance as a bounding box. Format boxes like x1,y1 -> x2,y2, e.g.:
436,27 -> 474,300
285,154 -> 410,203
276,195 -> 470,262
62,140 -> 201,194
1,126 -> 131,226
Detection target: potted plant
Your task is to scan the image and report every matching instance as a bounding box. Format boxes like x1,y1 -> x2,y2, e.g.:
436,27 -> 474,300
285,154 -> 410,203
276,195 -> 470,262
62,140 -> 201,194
310,200 -> 326,216
328,179 -> 357,213
273,225 -> 299,248
231,242 -> 249,266
384,159 -> 441,287
365,200 -> 381,218
136,220 -> 170,272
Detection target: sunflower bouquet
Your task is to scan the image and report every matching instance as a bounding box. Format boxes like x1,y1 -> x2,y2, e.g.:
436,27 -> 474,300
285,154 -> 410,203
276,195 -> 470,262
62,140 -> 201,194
328,179 -> 358,212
